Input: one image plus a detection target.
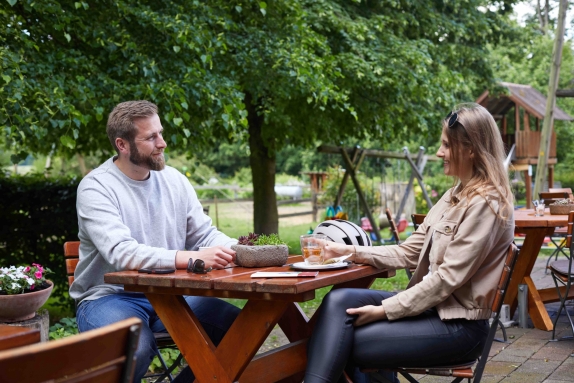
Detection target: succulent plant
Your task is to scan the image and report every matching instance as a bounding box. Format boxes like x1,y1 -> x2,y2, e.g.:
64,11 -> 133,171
238,232 -> 260,246
236,232 -> 286,246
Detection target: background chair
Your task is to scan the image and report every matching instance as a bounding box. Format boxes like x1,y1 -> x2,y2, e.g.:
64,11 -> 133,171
538,191 -> 571,273
349,243 -> 519,383
0,317 -> 141,383
64,241 -> 183,382
411,214 -> 426,231
549,211 -> 574,341
386,208 -> 413,279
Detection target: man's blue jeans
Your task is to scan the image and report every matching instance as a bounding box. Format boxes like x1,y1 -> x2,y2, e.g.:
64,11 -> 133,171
76,293 -> 240,382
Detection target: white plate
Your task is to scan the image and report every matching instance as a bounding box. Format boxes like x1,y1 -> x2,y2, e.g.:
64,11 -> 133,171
290,262 -> 350,271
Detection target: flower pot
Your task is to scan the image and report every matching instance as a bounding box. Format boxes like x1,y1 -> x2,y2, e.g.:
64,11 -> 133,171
549,204 -> 574,215
231,245 -> 289,268
0,281 -> 53,322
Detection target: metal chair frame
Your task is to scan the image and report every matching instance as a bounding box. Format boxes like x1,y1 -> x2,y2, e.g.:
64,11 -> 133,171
349,243 -> 519,383
386,208 -> 413,279
539,191 -> 571,274
549,211 -> 574,341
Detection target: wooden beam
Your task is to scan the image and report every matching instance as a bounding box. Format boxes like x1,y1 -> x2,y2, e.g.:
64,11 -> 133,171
556,89 -> 574,97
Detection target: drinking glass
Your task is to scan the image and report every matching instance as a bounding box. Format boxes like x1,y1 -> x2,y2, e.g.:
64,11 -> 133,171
300,234 -> 326,265
535,203 -> 545,217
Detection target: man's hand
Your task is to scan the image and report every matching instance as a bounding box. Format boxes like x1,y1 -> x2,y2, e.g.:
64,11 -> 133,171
323,241 -> 355,261
175,246 -> 236,269
346,305 -> 387,327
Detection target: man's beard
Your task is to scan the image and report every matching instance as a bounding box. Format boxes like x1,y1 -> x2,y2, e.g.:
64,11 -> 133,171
129,141 -> 165,171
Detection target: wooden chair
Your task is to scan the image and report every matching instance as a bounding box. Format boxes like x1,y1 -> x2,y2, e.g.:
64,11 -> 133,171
549,187 -> 574,200
538,191 -> 572,273
65,241 -> 183,382
549,211 -> 574,341
386,208 -> 413,279
350,243 -> 519,383
0,317 -> 141,383
411,214 -> 426,231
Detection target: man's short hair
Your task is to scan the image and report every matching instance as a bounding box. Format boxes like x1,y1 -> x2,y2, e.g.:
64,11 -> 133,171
106,101 -> 158,153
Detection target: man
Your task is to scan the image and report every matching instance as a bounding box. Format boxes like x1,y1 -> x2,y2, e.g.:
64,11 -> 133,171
70,100 -> 239,382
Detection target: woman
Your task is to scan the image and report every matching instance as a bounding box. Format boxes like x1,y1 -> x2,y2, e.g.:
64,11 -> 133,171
305,103 -> 515,383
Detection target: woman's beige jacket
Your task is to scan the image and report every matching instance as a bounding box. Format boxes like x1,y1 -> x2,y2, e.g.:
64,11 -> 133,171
355,187 -> 515,321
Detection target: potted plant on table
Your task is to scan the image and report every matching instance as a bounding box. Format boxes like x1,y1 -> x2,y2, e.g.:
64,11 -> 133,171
231,233 -> 289,267
0,263 -> 53,322
549,199 -> 574,215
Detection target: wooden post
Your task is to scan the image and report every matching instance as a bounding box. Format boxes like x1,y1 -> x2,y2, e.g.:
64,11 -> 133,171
533,0 -> 568,199
525,170 -> 532,209
340,149 -> 382,242
548,166 -> 554,188
311,191 -> 318,223
214,195 -> 219,228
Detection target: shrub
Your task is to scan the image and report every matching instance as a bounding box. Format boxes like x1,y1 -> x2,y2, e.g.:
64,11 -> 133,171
0,171 -> 79,310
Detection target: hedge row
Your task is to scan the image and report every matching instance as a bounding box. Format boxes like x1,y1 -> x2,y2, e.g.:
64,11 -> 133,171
0,171 -> 80,309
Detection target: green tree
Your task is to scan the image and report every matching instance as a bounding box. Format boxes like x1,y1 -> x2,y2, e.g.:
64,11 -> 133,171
2,0 -> 515,234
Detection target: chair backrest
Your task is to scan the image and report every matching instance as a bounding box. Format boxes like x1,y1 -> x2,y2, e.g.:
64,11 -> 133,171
385,208 -> 400,244
474,243 -> 519,382
411,214 -> 426,231
549,187 -> 574,200
539,191 -> 570,206
0,317 -> 141,383
64,241 -> 80,287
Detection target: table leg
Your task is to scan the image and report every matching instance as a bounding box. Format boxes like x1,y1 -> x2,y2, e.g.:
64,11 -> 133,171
524,276 -> 554,331
505,228 -> 549,315
146,294 -> 232,382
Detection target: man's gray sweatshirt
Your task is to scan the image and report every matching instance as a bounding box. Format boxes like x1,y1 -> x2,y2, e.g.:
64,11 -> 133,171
70,157 -> 236,303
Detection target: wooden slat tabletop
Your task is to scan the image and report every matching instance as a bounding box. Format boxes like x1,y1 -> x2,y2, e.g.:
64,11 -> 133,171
514,209 -> 568,228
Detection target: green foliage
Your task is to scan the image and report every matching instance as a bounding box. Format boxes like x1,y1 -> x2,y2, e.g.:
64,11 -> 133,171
0,171 -> 79,309
149,349 -> 182,375
254,233 -> 287,246
319,166 -> 380,223
49,317 -> 78,340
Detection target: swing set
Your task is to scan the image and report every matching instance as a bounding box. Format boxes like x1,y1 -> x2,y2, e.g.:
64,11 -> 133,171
318,145 -> 439,243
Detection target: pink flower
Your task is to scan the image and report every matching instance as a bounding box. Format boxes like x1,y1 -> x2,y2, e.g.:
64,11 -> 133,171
30,284 -> 35,290
24,266 -> 30,272
35,271 -> 42,279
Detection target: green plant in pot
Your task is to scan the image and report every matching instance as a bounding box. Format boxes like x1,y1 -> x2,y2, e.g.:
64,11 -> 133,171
0,263 -> 53,322
231,233 -> 289,267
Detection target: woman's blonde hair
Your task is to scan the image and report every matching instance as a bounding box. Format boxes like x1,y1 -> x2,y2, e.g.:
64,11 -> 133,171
443,103 -> 513,220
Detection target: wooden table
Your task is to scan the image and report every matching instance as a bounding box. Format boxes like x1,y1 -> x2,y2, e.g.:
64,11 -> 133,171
0,325 -> 40,351
104,257 -> 394,383
510,209 -> 573,331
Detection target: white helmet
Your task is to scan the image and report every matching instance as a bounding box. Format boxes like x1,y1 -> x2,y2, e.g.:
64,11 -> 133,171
313,219 -> 372,247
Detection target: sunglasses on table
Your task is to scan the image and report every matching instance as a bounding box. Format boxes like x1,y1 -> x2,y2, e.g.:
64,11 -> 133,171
187,258 -> 212,274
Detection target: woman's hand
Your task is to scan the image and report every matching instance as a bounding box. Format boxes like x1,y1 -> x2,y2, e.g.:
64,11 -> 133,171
347,305 -> 387,327
323,241 -> 354,260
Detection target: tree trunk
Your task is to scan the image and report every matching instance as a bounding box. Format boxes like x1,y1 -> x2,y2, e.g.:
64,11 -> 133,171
536,0 -> 544,30
533,0 -> 568,199
544,0 -> 549,30
246,93 -> 279,235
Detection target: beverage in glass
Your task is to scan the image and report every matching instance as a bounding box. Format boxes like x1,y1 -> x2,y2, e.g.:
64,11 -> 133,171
300,234 -> 326,265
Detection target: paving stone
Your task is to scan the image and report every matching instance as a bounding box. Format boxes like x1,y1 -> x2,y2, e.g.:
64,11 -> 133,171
544,380 -> 574,383
483,360 -> 520,375
548,364 -> 574,381
499,372 -> 549,383
514,359 -> 562,374
532,346 -> 574,361
491,347 -> 534,363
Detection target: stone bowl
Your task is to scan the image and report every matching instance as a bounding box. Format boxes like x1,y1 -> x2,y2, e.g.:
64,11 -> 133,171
549,204 -> 574,215
0,280 -> 53,322
231,245 -> 289,268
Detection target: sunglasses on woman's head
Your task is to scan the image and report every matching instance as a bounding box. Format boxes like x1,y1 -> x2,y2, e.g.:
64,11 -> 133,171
187,258 -> 212,274
445,111 -> 460,129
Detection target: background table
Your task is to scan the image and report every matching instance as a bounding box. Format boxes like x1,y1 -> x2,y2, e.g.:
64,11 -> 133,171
0,325 -> 40,351
511,209 -> 572,331
105,256 -> 394,383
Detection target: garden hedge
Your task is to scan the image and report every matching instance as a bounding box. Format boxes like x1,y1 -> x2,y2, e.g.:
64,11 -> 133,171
0,171 -> 79,309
